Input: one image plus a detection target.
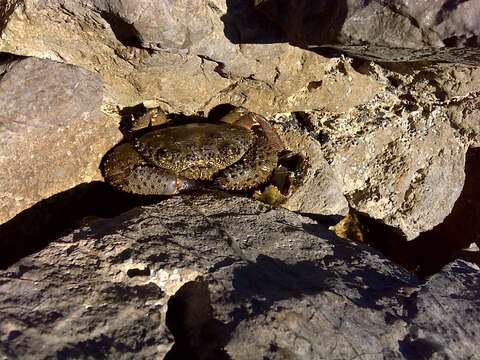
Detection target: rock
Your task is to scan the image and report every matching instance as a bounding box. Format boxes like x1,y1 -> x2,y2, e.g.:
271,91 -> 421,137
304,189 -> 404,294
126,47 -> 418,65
412,148 -> 480,255
447,97 -> 480,147
308,91 -> 467,239
271,113 -> 349,216
402,260 -> 480,359
377,62 -> 480,104
255,0 -> 480,64
1,193 -> 478,359
2,0 -> 480,240
0,56 -> 121,224
0,0 -> 382,114
286,59 -> 480,240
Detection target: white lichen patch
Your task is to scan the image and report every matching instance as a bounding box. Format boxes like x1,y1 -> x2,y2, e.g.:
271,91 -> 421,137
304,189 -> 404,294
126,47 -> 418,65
149,268 -> 203,296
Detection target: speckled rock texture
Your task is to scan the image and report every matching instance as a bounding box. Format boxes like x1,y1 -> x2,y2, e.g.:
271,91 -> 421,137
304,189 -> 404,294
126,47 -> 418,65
0,56 -> 121,224
255,0 -> 480,64
0,193 -> 478,359
275,59 -> 480,239
307,92 -> 467,240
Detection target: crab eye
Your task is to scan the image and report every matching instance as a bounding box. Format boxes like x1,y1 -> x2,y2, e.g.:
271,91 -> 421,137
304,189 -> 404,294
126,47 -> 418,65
156,148 -> 168,159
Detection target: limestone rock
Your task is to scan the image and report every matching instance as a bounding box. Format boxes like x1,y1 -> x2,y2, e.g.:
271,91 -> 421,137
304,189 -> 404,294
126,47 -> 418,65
447,97 -> 480,148
309,93 -> 467,239
271,113 -> 349,216
1,193 -> 478,359
0,0 -> 382,114
255,0 -> 480,64
0,56 -> 121,224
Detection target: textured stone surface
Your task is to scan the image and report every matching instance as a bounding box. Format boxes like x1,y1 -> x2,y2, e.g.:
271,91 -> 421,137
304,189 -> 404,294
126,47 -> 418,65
0,56 -> 121,224
0,193 -> 478,359
282,58 -> 480,240
0,0 -> 382,114
309,92 -> 467,240
255,0 -> 480,64
404,260 -> 480,359
271,113 -> 349,216
447,96 -> 480,147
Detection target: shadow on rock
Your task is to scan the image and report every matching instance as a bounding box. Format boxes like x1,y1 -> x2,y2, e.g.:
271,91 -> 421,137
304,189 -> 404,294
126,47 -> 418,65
306,148 -> 480,278
165,280 -> 232,360
0,181 -> 162,269
358,147 -> 480,278
230,247 -> 418,321
221,0 -> 348,55
407,147 -> 480,276
221,0 -> 288,44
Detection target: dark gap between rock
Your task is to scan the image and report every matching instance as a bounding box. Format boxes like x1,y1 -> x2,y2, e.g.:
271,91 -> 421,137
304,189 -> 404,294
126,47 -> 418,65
407,147 -> 480,277
126,267 -> 151,278
165,280 -> 231,360
331,147 -> 480,278
207,103 -> 237,122
99,11 -> 143,48
0,181 -> 163,269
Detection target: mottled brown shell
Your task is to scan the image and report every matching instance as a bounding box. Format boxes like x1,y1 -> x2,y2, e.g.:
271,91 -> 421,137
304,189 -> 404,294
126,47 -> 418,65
215,129 -> 278,190
134,123 -> 253,180
102,142 -> 198,195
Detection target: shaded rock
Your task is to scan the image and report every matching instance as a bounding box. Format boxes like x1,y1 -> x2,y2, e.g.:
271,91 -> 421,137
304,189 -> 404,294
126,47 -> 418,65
0,0 -> 382,113
401,260 -> 480,359
0,56 -> 121,224
255,0 -> 480,64
1,193 -> 478,359
408,147 -> 480,271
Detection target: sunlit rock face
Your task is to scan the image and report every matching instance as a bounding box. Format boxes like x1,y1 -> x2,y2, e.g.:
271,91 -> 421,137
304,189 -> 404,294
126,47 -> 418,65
1,0 -> 480,236
0,56 -> 121,224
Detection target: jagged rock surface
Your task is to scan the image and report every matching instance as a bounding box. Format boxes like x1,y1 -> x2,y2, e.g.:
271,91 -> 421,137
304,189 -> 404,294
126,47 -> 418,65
270,114 -> 349,216
255,0 -> 480,64
306,91 -> 467,240
0,193 -> 478,359
0,0 -> 382,113
0,56 -> 121,224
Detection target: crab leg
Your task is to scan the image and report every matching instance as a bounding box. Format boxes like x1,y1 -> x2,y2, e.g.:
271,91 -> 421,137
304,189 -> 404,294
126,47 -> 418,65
102,143 -> 200,195
251,114 -> 284,152
215,112 -> 283,191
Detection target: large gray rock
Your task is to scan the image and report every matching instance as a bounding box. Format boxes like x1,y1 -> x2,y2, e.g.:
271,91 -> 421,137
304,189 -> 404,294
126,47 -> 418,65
0,56 -> 121,224
255,0 -> 480,64
404,260 -> 480,358
1,193 -> 478,359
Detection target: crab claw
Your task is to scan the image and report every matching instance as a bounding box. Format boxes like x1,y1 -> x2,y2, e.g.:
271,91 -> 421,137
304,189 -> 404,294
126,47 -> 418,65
251,114 -> 284,152
102,142 -> 200,195
219,109 -> 284,152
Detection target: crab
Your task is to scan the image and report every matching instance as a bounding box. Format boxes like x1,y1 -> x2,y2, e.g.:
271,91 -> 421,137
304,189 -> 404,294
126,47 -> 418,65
102,107 -> 300,199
